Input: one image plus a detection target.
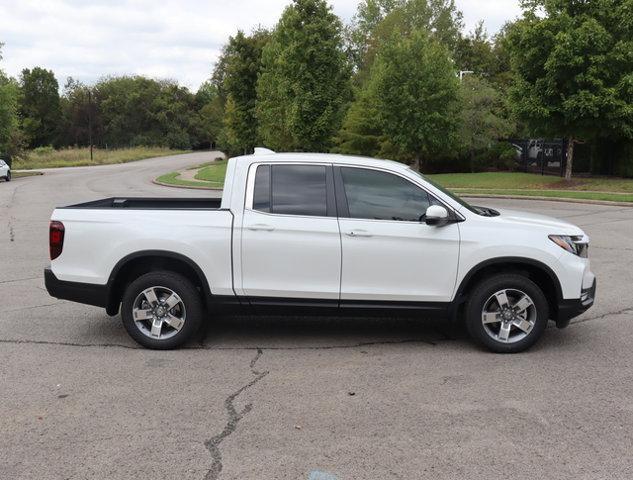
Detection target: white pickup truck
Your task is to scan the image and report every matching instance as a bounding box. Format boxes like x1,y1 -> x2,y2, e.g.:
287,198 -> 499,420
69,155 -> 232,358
45,151 -> 596,353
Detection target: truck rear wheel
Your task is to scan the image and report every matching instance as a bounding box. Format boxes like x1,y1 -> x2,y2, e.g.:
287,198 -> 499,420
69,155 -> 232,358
121,271 -> 203,349
465,274 -> 549,353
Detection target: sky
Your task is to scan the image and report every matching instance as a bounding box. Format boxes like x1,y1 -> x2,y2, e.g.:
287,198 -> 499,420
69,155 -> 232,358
0,0 -> 522,92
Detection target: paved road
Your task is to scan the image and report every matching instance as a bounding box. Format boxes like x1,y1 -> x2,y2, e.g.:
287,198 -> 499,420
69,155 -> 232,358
1,153 -> 633,480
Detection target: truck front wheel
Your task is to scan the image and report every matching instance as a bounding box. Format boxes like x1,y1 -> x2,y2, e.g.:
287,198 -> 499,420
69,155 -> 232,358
465,274 -> 549,353
121,271 -> 203,349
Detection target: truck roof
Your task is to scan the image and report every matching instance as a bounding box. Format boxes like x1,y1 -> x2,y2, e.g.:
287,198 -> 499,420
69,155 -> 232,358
231,151 -> 412,174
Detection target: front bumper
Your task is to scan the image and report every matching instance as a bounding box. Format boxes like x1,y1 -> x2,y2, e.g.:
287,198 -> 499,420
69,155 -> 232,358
45,267 -> 109,309
555,279 -> 596,328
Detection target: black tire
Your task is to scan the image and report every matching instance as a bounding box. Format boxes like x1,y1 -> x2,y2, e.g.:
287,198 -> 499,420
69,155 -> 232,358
5,172 -> 10,182
121,271 -> 203,349
465,274 -> 549,353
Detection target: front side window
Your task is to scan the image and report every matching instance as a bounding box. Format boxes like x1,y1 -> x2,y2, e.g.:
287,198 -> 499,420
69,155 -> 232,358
252,164 -> 328,217
341,167 -> 431,222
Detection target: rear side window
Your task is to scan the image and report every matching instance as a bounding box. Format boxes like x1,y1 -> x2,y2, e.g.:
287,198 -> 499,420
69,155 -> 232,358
252,164 -> 328,217
340,167 -> 431,221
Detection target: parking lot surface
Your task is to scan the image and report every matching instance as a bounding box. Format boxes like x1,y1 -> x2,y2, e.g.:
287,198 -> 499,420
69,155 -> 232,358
1,153 -> 633,479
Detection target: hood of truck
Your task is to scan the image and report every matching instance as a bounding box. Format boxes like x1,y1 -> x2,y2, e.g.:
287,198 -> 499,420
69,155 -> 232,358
491,208 -> 585,236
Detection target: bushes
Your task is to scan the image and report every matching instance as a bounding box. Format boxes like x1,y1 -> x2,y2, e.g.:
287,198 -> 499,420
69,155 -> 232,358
616,143 -> 633,178
422,141 -> 518,174
470,142 -> 518,172
14,146 -> 186,169
31,145 -> 55,156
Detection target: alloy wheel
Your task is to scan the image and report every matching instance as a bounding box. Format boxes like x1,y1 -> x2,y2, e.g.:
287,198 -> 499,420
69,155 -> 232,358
481,288 -> 537,344
132,286 -> 186,340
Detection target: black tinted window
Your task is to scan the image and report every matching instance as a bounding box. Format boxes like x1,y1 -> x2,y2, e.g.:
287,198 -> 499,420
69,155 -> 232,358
253,165 -> 327,217
253,165 -> 271,212
341,167 -> 430,221
272,165 -> 327,216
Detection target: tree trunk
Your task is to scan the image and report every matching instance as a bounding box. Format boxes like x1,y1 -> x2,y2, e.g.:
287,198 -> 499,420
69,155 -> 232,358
411,156 -> 421,173
565,137 -> 574,181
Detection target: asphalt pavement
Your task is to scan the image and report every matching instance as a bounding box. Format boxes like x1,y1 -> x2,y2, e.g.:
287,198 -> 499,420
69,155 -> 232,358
1,152 -> 633,480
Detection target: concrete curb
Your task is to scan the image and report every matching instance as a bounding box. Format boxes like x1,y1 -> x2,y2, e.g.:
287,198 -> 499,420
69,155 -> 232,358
461,193 -> 633,207
153,156 -> 226,191
14,170 -> 44,176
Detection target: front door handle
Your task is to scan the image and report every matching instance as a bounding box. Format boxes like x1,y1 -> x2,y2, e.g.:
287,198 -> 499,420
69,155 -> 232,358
247,223 -> 275,232
346,230 -> 372,238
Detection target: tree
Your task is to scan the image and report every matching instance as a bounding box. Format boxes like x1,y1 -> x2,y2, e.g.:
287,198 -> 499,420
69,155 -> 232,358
221,29 -> 269,155
459,75 -> 514,171
255,37 -> 295,151
507,0 -> 633,180
59,77 -> 94,147
93,76 -> 198,149
0,43 -> 22,157
194,81 -> 224,149
454,22 -> 498,78
257,0 -> 352,151
195,79 -> 220,107
368,29 -> 460,170
353,0 -> 463,84
333,85 -> 383,157
19,67 -> 61,147
345,0 -> 404,70
490,23 -> 516,90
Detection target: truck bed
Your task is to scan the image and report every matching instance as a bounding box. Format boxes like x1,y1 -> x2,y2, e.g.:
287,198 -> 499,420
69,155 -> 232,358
50,197 -> 234,293
62,197 -> 223,210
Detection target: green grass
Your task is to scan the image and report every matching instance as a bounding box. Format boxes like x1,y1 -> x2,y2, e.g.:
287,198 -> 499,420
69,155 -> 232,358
454,189 -> 633,203
427,172 -> 563,189
193,160 -> 227,187
14,146 -> 190,170
155,172 -> 217,188
155,159 -> 226,189
427,171 -> 633,193
426,172 -> 633,203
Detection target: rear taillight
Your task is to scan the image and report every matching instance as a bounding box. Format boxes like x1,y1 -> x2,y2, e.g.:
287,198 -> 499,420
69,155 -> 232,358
50,221 -> 65,260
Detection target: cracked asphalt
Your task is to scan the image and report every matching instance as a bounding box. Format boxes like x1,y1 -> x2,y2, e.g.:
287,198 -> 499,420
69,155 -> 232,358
1,152 -> 633,479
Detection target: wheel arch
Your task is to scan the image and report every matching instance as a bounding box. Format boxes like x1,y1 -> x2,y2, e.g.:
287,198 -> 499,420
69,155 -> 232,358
106,250 -> 211,316
453,257 -> 563,318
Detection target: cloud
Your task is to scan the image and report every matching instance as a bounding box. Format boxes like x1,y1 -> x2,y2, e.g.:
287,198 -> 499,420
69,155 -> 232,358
0,0 -> 521,92
458,0 -> 522,34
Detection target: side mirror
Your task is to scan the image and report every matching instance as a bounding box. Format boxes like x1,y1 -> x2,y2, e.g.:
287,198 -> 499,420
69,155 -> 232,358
424,205 -> 449,226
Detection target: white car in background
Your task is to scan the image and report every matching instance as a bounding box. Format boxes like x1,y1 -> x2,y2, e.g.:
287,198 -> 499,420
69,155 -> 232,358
0,159 -> 10,182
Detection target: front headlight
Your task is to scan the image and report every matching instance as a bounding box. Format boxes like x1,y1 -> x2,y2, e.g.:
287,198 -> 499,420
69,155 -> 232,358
549,235 -> 589,258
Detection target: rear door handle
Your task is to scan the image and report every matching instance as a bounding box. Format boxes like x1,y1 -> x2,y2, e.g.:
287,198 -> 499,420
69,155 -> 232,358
247,223 -> 275,232
346,230 -> 372,238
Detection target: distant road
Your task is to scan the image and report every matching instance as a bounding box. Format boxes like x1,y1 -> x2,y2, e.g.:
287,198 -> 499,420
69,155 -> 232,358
26,150 -> 225,197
